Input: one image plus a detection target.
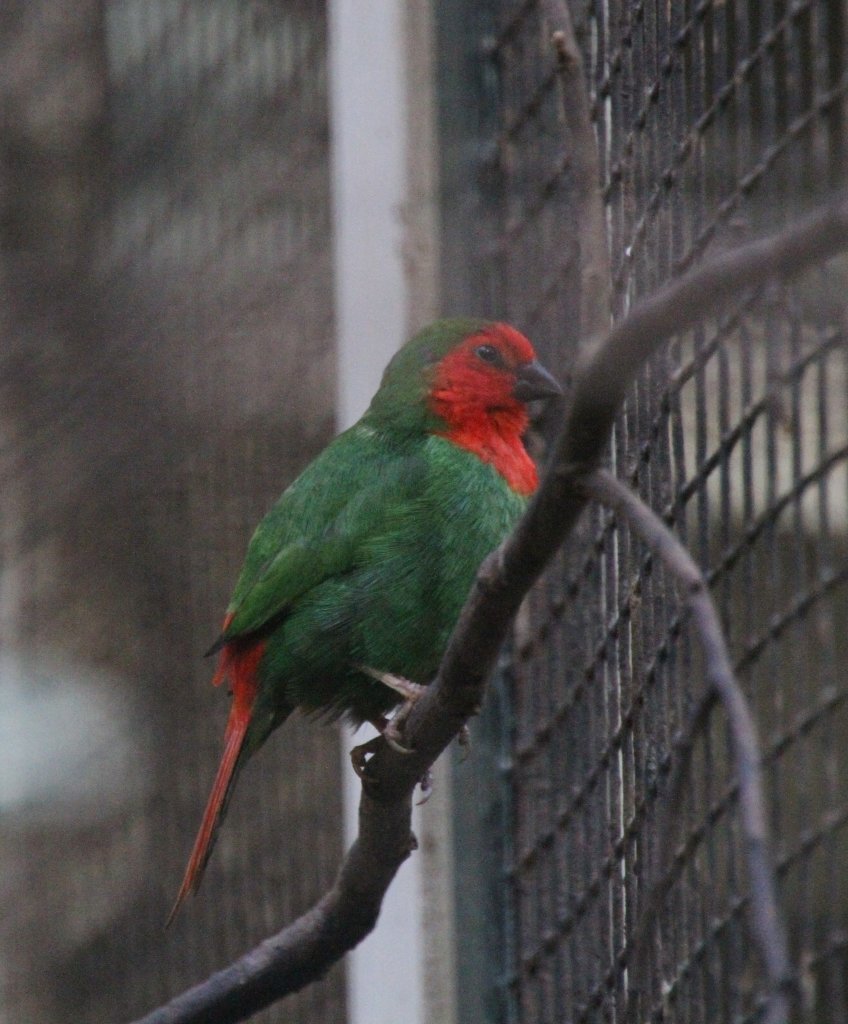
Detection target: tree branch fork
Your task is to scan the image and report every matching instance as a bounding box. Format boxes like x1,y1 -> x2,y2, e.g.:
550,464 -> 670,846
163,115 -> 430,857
129,195 -> 848,1024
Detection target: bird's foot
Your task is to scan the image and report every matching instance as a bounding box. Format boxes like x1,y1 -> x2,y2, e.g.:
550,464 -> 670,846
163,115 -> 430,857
357,665 -> 427,703
349,709 -> 414,779
382,700 -> 417,755
350,734 -> 383,779
358,665 -> 428,755
350,725 -> 435,809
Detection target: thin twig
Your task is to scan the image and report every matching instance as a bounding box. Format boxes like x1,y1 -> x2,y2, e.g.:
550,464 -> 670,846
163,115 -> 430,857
584,469 -> 794,1024
544,0 -> 611,345
128,198 -> 848,1024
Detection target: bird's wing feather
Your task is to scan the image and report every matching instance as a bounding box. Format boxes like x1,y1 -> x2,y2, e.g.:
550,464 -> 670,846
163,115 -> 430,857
223,533 -> 359,638
219,424 -> 418,643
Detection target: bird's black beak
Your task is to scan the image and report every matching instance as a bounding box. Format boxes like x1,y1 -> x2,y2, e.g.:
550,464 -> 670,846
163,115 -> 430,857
513,359 -> 563,402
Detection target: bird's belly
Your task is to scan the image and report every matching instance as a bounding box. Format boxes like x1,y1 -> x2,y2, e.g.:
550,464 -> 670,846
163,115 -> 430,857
264,537 -> 510,723
259,571 -> 460,725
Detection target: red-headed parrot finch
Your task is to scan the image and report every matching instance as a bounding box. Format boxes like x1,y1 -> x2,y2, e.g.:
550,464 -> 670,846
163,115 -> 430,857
168,318 -> 561,922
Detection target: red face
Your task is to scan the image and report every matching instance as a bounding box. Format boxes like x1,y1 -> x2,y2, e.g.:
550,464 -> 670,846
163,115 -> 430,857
429,324 -> 540,418
427,323 -> 560,495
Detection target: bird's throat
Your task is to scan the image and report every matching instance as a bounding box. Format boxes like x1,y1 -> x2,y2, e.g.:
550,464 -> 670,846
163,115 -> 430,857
439,412 -> 538,496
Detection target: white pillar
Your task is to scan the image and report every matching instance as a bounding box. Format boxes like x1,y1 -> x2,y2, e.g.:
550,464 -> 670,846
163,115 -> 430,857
328,3 -> 453,1024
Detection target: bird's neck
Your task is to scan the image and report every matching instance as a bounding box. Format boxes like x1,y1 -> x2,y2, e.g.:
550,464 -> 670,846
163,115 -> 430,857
434,402 -> 537,496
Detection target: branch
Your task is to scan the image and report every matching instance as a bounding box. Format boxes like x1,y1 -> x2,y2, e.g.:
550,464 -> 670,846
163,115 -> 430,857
584,470 -> 794,1024
367,201 -> 848,800
133,799 -> 414,1024
128,198 -> 848,1024
544,0 -> 611,344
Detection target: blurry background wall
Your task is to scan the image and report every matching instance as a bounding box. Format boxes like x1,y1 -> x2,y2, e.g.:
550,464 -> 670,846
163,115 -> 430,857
1,3 -> 343,1022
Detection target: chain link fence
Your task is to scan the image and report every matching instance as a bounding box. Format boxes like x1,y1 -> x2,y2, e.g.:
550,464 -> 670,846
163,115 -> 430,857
455,1 -> 848,1020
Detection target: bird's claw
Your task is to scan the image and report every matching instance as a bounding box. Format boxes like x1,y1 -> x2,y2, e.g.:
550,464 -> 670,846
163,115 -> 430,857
349,703 -> 415,777
350,735 -> 383,778
416,769 -> 433,805
382,697 -> 418,754
358,665 -> 428,755
350,720 -> 434,806
350,671 -> 435,793
383,719 -> 414,755
458,724 -> 471,761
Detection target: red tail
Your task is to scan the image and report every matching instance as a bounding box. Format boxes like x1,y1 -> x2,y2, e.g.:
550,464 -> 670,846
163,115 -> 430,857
166,629 -> 265,927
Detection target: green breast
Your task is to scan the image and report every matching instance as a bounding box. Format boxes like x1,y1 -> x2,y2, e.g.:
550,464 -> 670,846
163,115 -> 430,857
259,434 -> 527,725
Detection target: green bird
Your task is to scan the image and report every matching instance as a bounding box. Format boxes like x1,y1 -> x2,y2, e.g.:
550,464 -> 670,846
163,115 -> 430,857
169,318 -> 561,921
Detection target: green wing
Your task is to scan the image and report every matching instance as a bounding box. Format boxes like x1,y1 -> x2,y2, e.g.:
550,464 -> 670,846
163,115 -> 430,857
223,534 -> 358,638
219,423 -> 416,643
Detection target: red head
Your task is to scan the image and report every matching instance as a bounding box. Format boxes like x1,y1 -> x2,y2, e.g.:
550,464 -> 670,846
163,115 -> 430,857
428,322 -> 561,495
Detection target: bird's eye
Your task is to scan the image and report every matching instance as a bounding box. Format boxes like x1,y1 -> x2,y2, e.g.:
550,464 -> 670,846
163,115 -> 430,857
476,344 -> 502,366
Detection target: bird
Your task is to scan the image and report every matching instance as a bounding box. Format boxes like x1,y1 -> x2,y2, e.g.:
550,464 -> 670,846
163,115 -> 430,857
167,317 -> 561,923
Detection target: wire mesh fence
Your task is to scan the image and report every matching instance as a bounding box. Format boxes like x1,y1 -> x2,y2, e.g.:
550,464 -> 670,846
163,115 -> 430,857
467,0 -> 848,1021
